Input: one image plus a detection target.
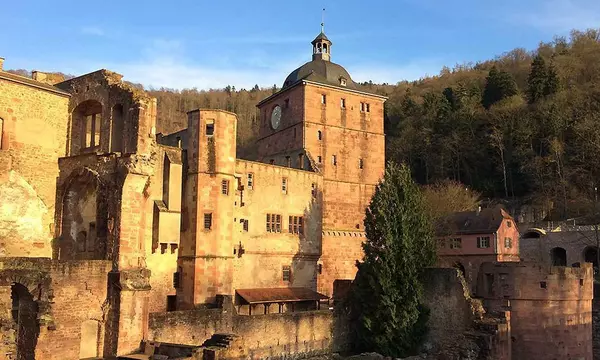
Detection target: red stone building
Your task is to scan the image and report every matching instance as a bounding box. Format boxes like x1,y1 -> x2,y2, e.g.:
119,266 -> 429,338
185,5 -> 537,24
436,205 -> 520,289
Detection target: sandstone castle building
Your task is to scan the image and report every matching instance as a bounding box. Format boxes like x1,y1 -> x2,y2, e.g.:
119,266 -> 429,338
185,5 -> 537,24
0,31 -> 386,359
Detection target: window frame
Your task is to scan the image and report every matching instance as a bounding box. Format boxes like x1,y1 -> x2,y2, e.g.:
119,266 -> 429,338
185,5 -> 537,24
282,265 -> 291,282
288,215 -> 304,235
282,177 -> 288,194
221,179 -> 229,195
266,214 -> 282,233
247,173 -> 254,189
449,237 -> 462,249
477,236 -> 491,249
321,94 -> 327,105
204,213 -> 213,230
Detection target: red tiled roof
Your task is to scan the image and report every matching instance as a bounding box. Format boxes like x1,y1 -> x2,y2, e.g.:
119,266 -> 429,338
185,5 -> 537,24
236,287 -> 328,304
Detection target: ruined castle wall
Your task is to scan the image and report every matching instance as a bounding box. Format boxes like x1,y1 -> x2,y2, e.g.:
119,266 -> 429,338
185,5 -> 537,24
478,262 -> 593,360
232,160 -> 322,292
0,76 -> 69,257
149,308 -> 232,346
318,231 -> 364,297
36,260 -> 111,360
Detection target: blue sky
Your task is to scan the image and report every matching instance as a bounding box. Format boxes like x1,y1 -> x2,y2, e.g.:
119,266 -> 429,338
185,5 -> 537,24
1,0 -> 599,90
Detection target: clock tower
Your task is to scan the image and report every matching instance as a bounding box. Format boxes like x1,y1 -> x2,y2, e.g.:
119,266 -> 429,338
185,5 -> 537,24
256,30 -> 387,296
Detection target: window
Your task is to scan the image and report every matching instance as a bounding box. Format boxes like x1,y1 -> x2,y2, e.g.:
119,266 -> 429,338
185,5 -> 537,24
507,220 -> 512,227
311,183 -> 317,198
286,156 -> 291,167
206,119 -> 215,136
340,78 -> 347,86
504,237 -> 512,248
289,216 -> 304,235
204,213 -> 212,230
540,281 -> 547,289
321,94 -> 326,104
477,236 -> 490,248
221,179 -> 229,195
359,158 -> 364,170
84,113 -> 101,148
173,268 -> 182,289
284,99 -> 290,108
282,177 -> 288,194
266,214 -> 282,233
341,98 -> 346,109
270,159 -> 275,165
317,156 -> 322,164
242,219 -> 249,232
167,295 -> 177,312
332,155 -> 337,166
360,102 -> 365,112
282,265 -> 291,282
366,103 -> 370,112
317,130 -> 322,140
298,154 -> 305,168
450,238 -> 462,249
247,173 -> 254,189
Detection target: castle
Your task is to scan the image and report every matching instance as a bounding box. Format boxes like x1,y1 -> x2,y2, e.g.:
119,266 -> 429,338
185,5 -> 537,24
0,31 -> 385,359
0,30 -> 595,360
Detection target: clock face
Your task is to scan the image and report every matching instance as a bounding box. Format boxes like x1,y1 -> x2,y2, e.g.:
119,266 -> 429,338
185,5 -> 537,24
271,105 -> 282,130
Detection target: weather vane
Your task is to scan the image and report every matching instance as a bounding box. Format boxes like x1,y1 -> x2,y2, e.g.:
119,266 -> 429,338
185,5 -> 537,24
321,8 -> 325,33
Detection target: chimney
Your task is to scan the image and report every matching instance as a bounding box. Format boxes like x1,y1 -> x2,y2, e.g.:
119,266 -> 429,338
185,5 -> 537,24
32,71 -> 47,83
0,57 -> 4,71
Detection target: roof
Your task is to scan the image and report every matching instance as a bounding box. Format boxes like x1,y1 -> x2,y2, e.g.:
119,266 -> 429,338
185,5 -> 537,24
0,71 -> 71,96
282,59 -> 357,90
436,206 -> 512,236
236,287 -> 329,304
312,32 -> 330,44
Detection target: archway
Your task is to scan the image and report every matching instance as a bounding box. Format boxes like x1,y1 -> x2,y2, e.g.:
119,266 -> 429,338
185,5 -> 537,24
71,100 -> 102,155
60,170 -> 106,260
550,247 -> 567,266
11,283 -> 39,360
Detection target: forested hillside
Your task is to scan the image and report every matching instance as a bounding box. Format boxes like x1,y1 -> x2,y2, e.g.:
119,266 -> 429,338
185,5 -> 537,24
8,29 -> 600,220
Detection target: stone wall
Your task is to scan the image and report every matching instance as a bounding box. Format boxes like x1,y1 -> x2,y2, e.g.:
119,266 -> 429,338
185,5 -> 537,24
0,74 -> 69,257
149,308 -> 233,346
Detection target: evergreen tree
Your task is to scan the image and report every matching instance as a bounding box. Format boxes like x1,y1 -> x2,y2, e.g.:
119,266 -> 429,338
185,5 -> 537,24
527,55 -> 548,104
348,162 -> 436,358
544,63 -> 559,96
482,66 -> 518,109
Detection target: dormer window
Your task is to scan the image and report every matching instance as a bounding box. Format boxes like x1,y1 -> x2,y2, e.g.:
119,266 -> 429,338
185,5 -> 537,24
340,78 -> 347,86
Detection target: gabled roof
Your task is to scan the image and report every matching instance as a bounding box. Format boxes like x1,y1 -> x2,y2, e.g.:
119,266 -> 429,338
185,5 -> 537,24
436,206 -> 513,236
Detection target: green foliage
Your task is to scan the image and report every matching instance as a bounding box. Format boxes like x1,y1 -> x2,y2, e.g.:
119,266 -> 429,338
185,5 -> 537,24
385,29 -> 600,219
348,162 -> 436,358
482,66 -> 518,109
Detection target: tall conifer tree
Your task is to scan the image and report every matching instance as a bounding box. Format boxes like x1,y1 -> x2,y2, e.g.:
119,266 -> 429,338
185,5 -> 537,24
348,162 -> 436,357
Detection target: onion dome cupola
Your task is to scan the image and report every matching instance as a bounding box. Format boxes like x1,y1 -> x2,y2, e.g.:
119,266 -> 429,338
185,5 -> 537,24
312,32 -> 332,62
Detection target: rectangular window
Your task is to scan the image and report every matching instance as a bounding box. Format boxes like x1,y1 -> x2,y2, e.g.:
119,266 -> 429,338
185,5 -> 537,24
317,156 -> 322,164
282,177 -> 288,194
206,119 -> 215,136
243,219 -> 249,232
289,216 -> 304,235
270,159 -> 275,165
507,220 -> 512,227
340,98 -> 346,109
84,113 -> 101,149
266,214 -> 282,233
359,158 -> 364,170
221,179 -> 229,195
298,154 -> 305,168
477,236 -> 490,248
282,265 -> 291,282
321,94 -> 326,104
311,183 -> 317,198
450,238 -> 462,249
317,130 -> 322,140
360,102 -> 365,112
504,237 -> 512,248
284,98 -> 290,108
286,156 -> 291,167
247,173 -> 254,189
366,103 -> 370,112
332,155 -> 337,166
204,213 -> 212,230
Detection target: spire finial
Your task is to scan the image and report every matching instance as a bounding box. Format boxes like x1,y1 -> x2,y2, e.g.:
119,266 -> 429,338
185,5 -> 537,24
321,8 -> 325,33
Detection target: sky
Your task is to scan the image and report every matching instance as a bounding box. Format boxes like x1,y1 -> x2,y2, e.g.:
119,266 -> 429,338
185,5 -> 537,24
1,0 -> 600,90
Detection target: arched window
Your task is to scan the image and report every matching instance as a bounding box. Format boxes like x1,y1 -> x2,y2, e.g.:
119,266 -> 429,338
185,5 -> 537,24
550,247 -> 567,266
323,43 -> 328,53
317,130 -> 322,140
72,100 -> 102,154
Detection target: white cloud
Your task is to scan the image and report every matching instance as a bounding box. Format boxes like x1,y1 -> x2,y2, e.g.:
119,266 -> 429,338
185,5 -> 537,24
511,0 -> 600,32
81,26 -> 104,36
